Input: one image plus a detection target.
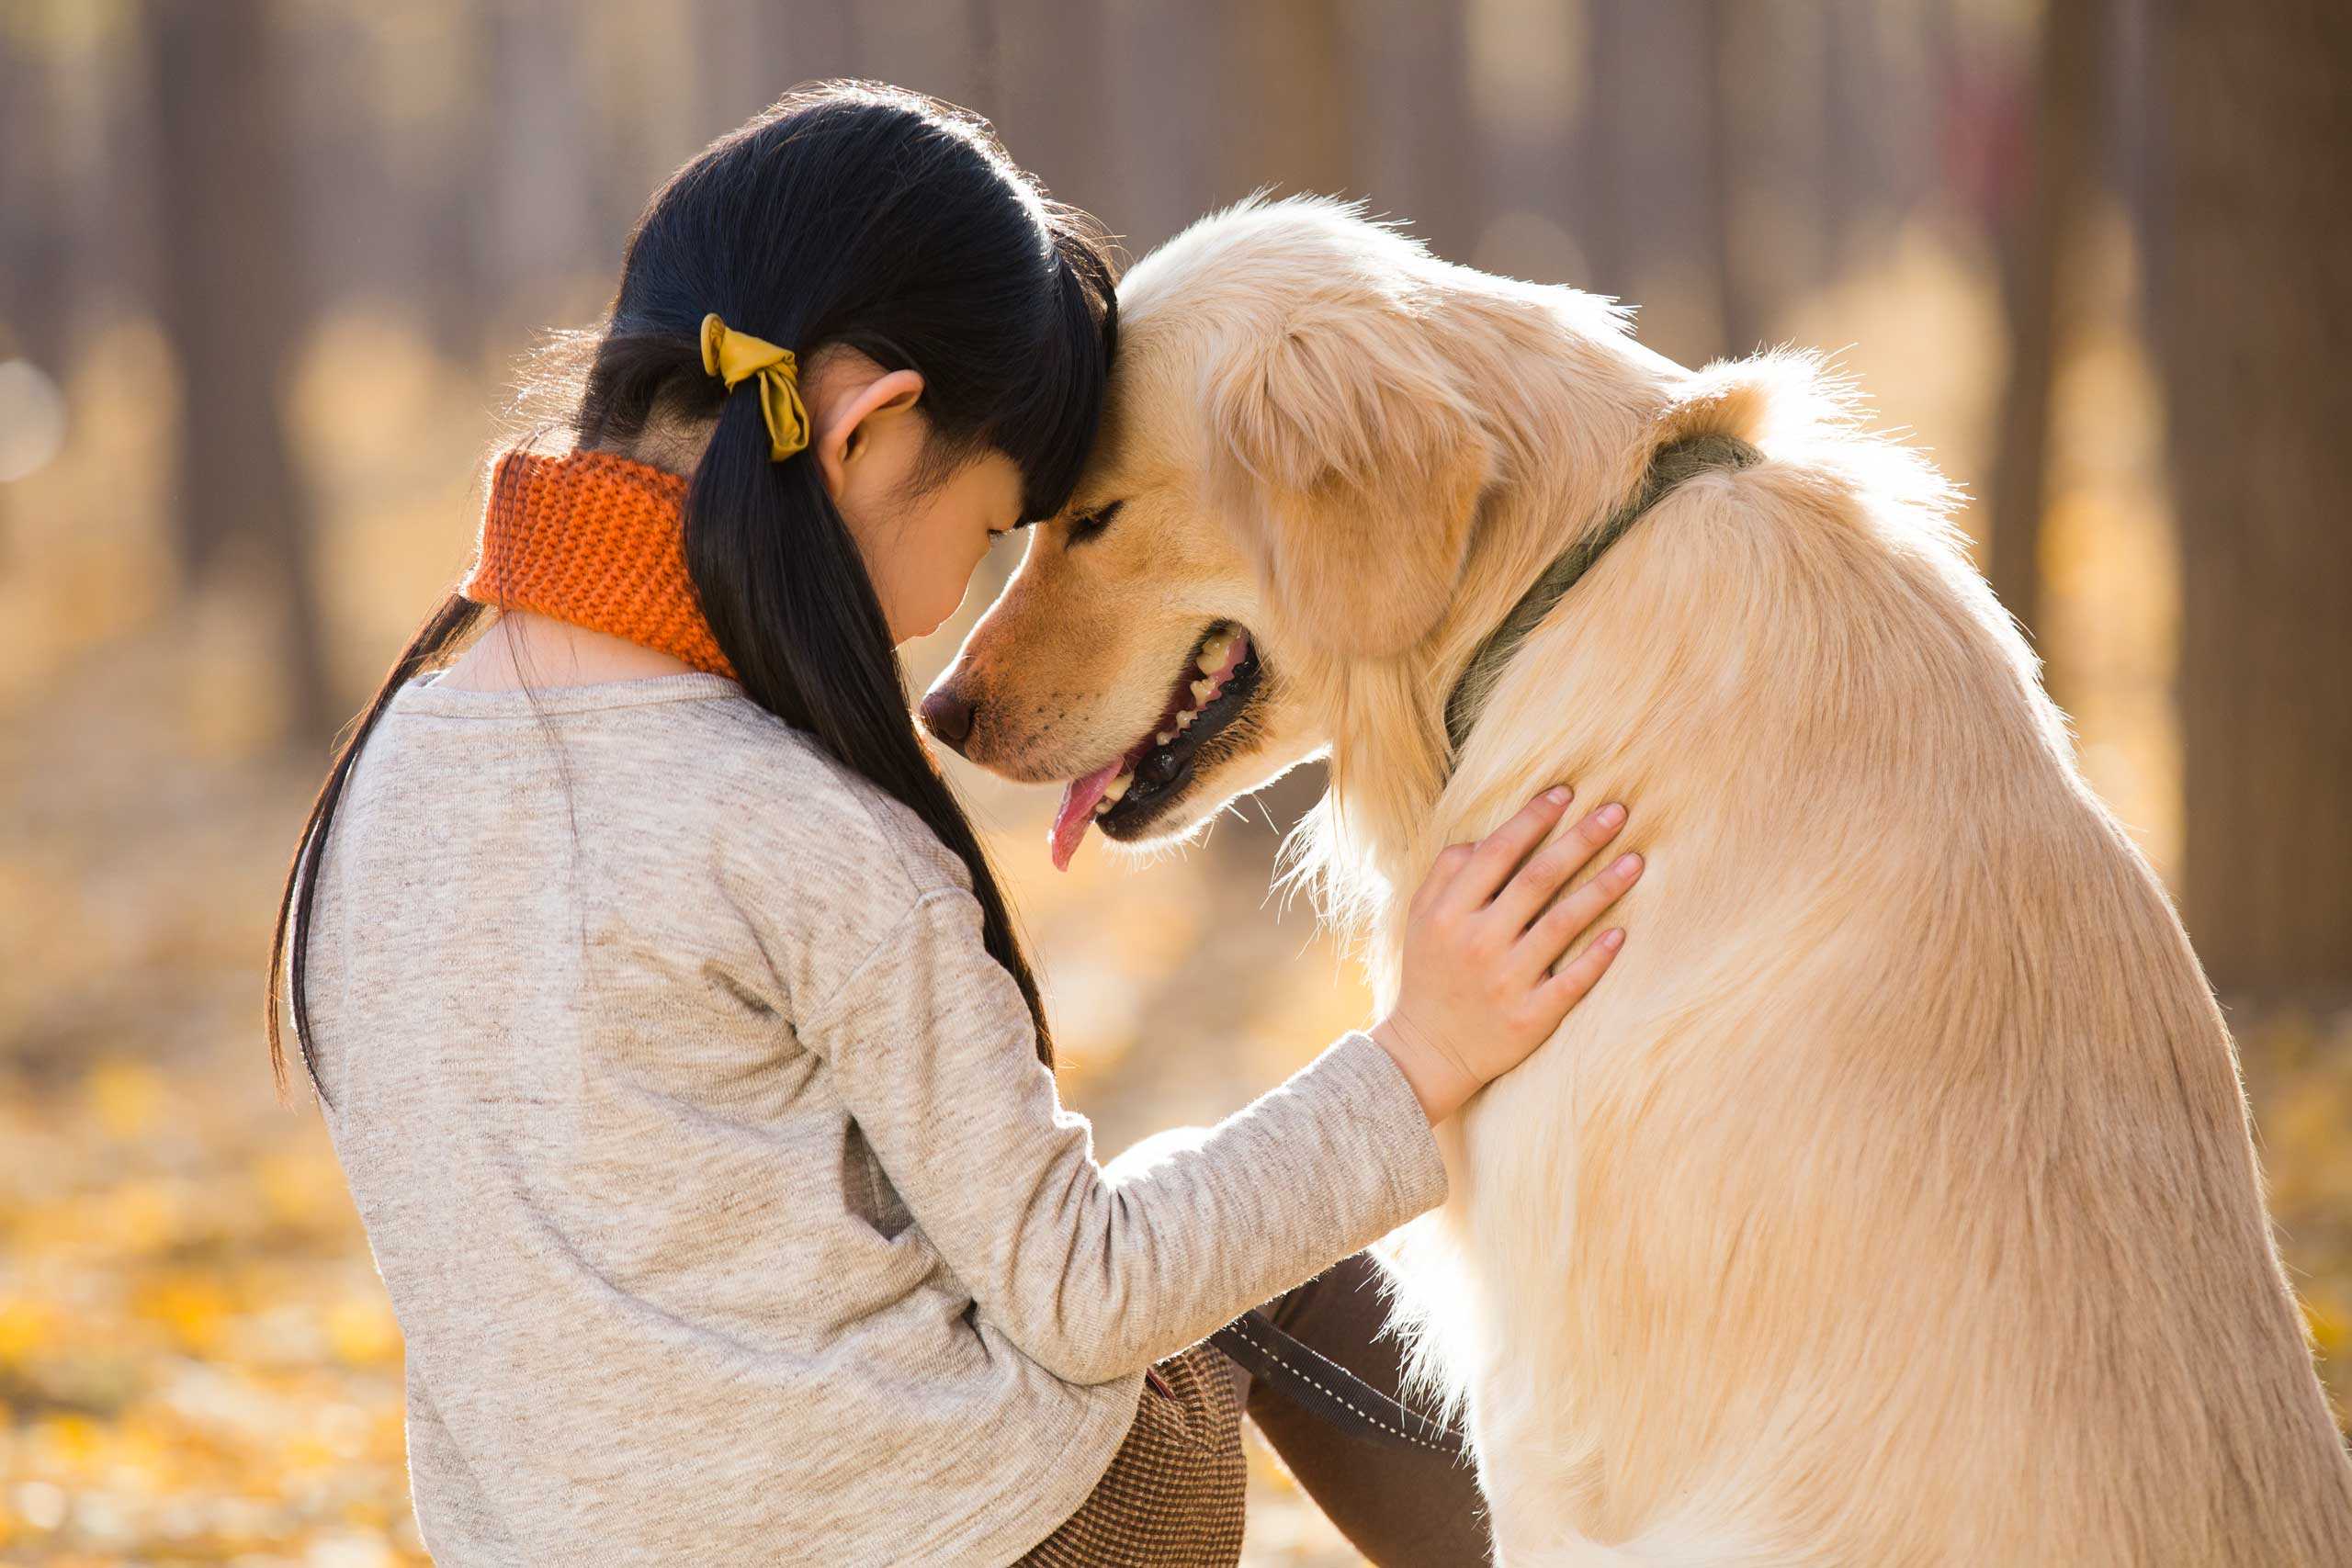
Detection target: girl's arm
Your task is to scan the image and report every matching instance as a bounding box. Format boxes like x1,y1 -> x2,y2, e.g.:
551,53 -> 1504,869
800,789 -> 1638,1384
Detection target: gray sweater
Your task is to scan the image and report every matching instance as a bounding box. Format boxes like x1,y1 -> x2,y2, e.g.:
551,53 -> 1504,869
298,671 -> 1448,1566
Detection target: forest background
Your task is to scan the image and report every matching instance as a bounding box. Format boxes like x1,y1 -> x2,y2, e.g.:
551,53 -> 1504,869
1,2 -> 2346,1562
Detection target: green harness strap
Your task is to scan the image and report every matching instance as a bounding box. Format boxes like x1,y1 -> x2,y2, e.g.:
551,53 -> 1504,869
1442,432 -> 1764,756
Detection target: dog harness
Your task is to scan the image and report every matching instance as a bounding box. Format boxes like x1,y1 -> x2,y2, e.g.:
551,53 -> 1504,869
1442,431 -> 1765,757
1208,1309 -> 1464,1453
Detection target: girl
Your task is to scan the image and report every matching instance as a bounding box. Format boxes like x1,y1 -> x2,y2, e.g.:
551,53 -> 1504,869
268,84 -> 1641,1567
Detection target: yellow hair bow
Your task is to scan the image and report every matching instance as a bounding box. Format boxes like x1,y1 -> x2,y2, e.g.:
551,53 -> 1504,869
700,312 -> 812,462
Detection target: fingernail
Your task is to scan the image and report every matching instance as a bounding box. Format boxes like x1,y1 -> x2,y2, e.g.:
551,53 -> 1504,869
1597,802 -> 1626,829
1600,928 -> 1625,950
1545,786 -> 1572,805
1613,852 -> 1642,878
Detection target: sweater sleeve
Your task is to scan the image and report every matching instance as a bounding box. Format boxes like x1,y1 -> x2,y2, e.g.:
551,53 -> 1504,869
797,886 -> 1448,1385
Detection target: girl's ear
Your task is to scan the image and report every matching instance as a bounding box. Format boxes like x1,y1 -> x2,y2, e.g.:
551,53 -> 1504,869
1203,300 -> 1490,659
812,366 -> 926,501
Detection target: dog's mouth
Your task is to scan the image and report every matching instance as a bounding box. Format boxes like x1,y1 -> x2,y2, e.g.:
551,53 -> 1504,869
1048,624 -> 1265,870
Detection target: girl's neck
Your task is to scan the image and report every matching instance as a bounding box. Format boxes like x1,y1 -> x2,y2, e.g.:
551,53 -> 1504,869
437,610 -> 698,693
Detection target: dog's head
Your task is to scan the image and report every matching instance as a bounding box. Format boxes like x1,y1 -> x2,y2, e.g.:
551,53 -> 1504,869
923,199 -> 1512,869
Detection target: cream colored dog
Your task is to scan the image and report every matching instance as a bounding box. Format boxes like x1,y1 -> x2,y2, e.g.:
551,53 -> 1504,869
922,198 -> 2352,1564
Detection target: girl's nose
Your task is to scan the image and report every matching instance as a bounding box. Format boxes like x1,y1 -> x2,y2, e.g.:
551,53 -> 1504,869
921,685 -> 977,752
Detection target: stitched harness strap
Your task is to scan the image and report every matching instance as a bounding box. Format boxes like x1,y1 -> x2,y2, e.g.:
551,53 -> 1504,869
1442,431 -> 1763,756
1208,1309 -> 1464,1454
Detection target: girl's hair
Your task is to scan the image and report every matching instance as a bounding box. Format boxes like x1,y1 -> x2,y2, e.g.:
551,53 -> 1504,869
267,82 -> 1118,1092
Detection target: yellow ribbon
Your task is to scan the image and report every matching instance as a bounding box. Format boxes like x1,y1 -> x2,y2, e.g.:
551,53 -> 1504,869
700,313 -> 812,462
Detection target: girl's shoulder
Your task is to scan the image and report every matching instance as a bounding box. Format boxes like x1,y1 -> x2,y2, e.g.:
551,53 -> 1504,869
675,687 -> 978,907
386,671 -> 973,907
664,691 -> 985,1012
368,673 -> 978,1025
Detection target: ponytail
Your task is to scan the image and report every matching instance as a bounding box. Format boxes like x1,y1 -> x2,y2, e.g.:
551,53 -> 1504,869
685,388 -> 1056,1062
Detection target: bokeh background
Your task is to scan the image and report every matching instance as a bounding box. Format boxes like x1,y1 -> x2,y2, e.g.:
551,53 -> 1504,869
2,1 -> 2346,1562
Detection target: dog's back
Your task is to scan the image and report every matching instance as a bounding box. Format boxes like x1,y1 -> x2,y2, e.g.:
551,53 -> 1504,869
926,196 -> 2352,1561
1385,371 -> 2352,1564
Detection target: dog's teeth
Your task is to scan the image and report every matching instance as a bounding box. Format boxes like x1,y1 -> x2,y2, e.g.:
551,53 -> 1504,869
1176,710 -> 1194,730
1092,796 -> 1113,817
1156,730 -> 1176,746
1101,772 -> 1131,804
1197,635 -> 1232,672
1190,678 -> 1216,704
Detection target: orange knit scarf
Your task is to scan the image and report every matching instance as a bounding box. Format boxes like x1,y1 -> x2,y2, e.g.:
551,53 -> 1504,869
462,447 -> 738,681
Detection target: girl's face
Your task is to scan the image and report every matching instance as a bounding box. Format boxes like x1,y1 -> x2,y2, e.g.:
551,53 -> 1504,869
808,350 -> 1026,646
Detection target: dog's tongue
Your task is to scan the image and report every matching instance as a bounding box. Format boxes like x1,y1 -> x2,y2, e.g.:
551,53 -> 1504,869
1050,758 -> 1126,872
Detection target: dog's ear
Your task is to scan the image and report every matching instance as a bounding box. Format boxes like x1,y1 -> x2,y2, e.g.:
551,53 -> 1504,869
1203,301 -> 1489,658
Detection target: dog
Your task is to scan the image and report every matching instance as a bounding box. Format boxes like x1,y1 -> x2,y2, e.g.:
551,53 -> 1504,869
921,197 -> 2352,1564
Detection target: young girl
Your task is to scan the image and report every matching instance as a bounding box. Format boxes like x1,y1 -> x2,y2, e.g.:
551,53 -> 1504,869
268,85 -> 1640,1567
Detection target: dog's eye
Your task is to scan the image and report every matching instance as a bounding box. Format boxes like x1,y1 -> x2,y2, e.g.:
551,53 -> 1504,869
1067,501 -> 1124,544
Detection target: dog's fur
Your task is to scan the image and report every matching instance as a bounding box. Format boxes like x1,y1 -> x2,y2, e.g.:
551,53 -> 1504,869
928,198 -> 2352,1564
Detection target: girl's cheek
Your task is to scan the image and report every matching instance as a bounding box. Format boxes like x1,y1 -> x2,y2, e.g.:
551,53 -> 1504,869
925,558 -> 974,637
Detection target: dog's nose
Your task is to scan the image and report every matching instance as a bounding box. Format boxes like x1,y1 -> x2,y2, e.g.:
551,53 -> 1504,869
921,686 -> 976,753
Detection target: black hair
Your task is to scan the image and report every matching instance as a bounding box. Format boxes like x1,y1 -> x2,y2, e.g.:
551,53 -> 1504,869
268,82 -> 1118,1091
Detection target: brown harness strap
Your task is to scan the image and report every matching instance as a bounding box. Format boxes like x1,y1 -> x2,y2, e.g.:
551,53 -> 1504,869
1442,432 -> 1764,756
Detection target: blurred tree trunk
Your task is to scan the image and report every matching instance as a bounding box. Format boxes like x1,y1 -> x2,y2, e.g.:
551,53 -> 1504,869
1818,0 -> 1878,266
147,0 -> 334,740
1985,0 -> 2099,653
1209,0 -> 1355,854
990,0 -> 1114,219
851,0 -> 985,115
1356,0 -> 1478,262
2159,0 -> 2352,998
1113,2 -> 1217,253
1587,0 -> 1719,364
1220,0 -> 1352,202
1698,0 -> 1759,356
0,35 -> 71,372
485,2 -> 601,317
418,7 -> 495,361
1580,0 -> 1634,292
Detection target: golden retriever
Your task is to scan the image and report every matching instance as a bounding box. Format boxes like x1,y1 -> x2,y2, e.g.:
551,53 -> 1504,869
922,198 -> 2352,1565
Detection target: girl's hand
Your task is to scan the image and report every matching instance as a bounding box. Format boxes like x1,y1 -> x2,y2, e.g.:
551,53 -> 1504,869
1371,787 -> 1640,1124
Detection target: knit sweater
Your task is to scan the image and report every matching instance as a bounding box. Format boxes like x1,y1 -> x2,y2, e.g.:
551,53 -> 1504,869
298,671 -> 1449,1566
